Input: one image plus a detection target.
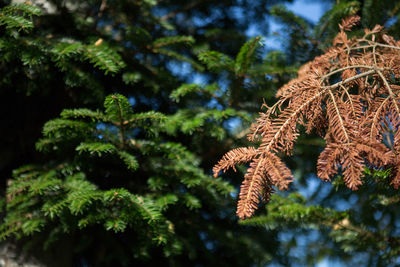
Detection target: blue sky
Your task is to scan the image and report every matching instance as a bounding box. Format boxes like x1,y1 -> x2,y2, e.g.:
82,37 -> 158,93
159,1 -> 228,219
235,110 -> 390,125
286,0 -> 329,23
246,0 -> 331,50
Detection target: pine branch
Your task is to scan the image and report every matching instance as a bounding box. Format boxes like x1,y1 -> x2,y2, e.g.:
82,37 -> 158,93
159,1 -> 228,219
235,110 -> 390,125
84,43 -> 126,74
153,48 -> 204,71
198,51 -> 234,73
152,36 -> 195,48
0,3 -> 41,32
235,36 -> 262,76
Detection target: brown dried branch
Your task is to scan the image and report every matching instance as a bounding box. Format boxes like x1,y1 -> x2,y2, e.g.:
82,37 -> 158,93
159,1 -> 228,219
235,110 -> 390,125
236,157 -> 267,219
213,147 -> 257,176
214,20 -> 400,219
339,15 -> 361,32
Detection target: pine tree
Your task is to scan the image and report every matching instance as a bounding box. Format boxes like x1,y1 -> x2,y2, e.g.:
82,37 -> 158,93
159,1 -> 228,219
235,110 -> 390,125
3,0 -> 400,266
0,0 -> 288,265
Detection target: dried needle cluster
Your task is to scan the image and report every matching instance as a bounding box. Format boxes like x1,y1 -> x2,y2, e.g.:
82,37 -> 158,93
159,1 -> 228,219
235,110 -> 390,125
214,16 -> 400,219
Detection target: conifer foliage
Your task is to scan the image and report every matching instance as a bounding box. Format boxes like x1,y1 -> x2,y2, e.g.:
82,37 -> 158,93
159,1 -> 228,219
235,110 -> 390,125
2,91 -> 235,256
4,0 -> 400,265
0,1 -> 272,264
214,16 -> 400,219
